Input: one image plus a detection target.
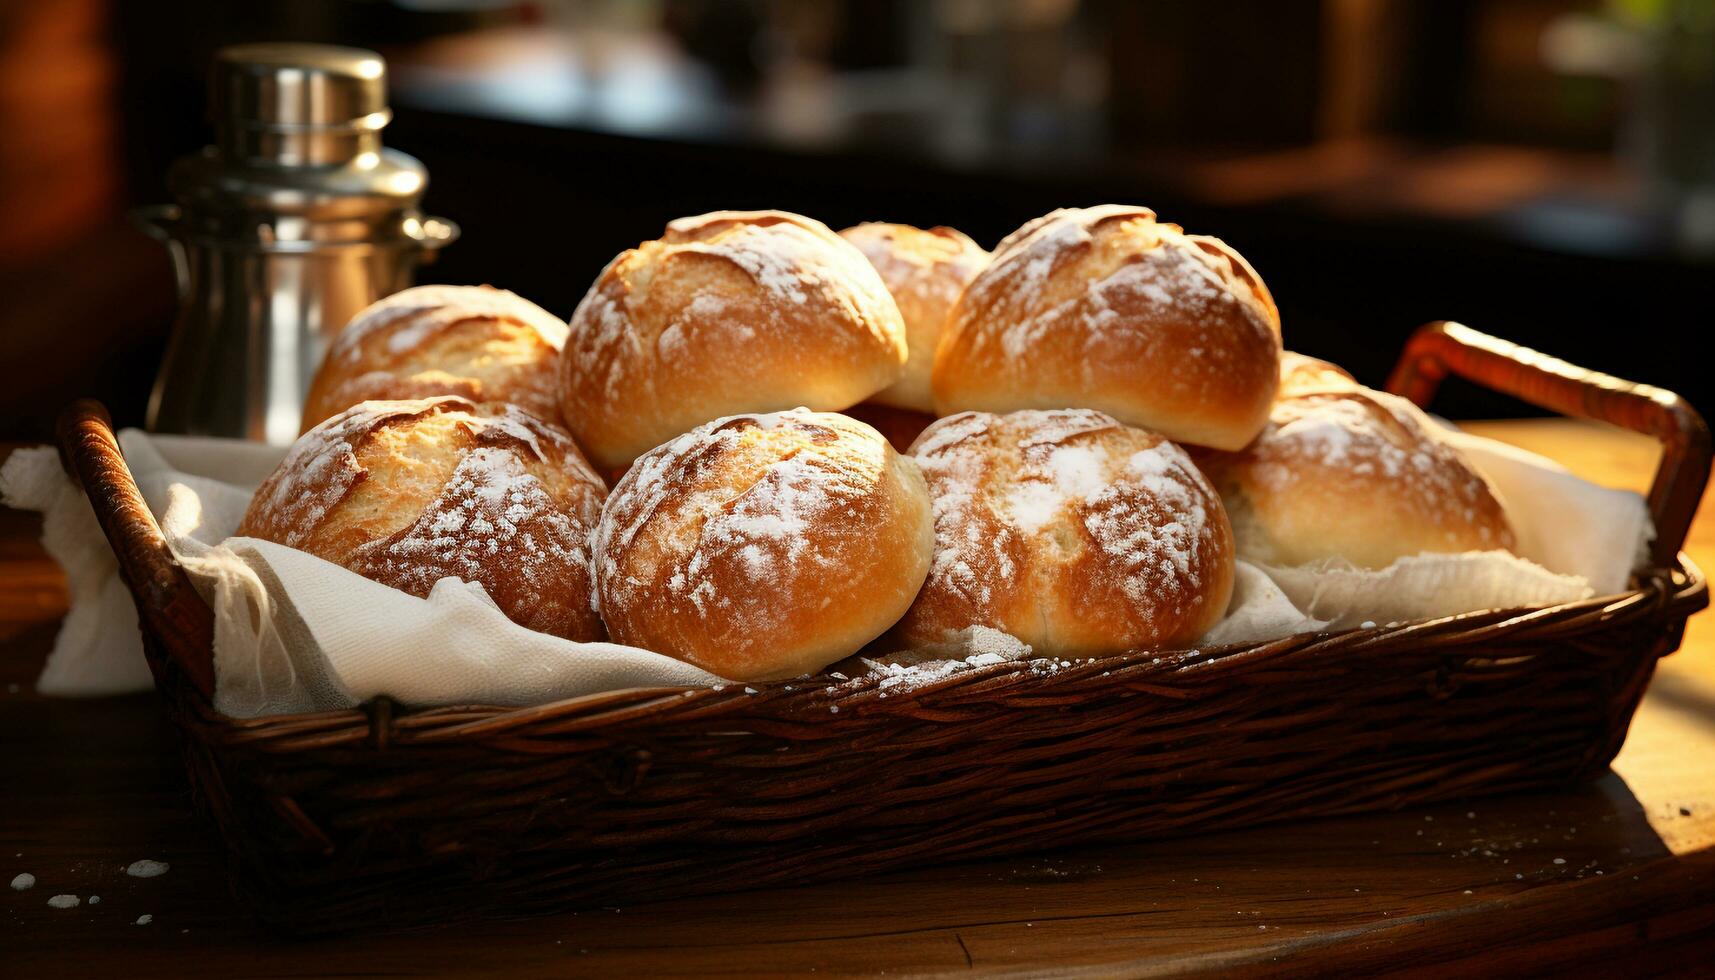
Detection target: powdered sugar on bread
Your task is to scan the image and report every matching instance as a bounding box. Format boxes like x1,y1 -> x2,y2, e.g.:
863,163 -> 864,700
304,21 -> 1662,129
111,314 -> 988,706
594,408 -> 933,681
302,285 -> 570,430
240,398 -> 608,641
933,206 -> 1281,451
1203,387 -> 1516,568
333,285 -> 569,364
561,211 -> 908,469
898,408 -> 1234,654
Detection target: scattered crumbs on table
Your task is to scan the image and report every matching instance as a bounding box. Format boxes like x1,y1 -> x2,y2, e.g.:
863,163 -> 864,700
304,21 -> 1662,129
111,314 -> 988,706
10,872 -> 34,890
1515,873 -> 1523,879
1359,620 -> 1376,628
1552,858 -> 1566,865
136,914 -> 153,925
829,672 -> 847,680
829,705 -> 839,713
47,894 -> 80,909
743,687 -> 758,695
88,895 -> 100,904
127,859 -> 170,878
1463,889 -> 1473,894
1681,807 -> 1693,817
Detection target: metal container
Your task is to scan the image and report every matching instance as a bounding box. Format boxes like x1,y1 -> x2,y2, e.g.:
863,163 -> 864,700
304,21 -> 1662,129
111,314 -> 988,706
138,43 -> 458,444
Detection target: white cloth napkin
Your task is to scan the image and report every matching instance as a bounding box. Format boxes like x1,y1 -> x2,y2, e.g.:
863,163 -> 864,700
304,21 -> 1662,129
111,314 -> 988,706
0,424 -> 1653,714
1442,429 -> 1653,596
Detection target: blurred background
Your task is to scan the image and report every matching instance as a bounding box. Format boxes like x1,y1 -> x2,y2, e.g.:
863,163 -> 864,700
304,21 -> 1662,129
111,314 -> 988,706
2,0 -> 1713,438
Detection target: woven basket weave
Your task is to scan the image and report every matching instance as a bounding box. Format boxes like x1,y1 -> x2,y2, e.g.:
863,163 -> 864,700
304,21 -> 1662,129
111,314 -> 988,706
59,322 -> 1710,935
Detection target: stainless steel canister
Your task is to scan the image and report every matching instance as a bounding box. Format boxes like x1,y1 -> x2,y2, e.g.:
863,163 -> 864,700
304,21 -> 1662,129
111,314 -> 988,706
137,43 -> 458,444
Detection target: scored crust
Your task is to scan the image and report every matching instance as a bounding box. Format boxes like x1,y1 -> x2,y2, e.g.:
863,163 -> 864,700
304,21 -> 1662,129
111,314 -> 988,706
561,210 -> 909,470
932,205 -> 1282,451
1199,387 -> 1516,569
839,222 -> 990,413
240,397 -> 608,641
894,408 -> 1235,656
302,285 -> 569,432
593,408 -> 933,681
1278,350 -> 1358,398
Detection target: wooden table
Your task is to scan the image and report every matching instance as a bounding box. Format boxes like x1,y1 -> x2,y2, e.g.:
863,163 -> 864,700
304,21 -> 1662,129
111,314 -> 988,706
3,420 -> 1712,977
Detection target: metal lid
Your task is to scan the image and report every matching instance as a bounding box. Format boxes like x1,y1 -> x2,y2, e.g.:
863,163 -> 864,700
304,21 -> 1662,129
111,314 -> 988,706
212,43 -> 392,166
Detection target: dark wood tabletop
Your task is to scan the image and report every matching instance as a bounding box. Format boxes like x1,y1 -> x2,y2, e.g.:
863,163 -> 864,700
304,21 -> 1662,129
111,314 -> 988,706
3,419 -> 1712,977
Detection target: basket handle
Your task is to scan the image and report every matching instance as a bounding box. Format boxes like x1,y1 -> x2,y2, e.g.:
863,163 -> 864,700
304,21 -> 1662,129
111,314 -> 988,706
56,400 -> 216,699
1386,321 -> 1710,567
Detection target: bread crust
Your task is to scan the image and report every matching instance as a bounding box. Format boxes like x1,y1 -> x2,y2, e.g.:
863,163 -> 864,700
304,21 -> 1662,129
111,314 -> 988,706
933,205 -> 1282,451
894,408 -> 1235,656
839,222 -> 990,413
560,211 -> 909,469
302,285 -> 568,432
1198,387 -> 1516,569
593,408 -> 933,681
240,397 -> 608,641
1278,350 -> 1358,398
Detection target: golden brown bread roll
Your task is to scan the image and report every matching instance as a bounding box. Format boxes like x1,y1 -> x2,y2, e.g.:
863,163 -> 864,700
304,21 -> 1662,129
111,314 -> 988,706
239,397 -> 608,641
838,222 -> 990,413
302,285 -> 569,432
932,205 -> 1282,451
1278,350 -> 1358,398
893,408 -> 1235,656
593,408 -> 933,681
560,210 -> 908,470
1198,387 -> 1515,569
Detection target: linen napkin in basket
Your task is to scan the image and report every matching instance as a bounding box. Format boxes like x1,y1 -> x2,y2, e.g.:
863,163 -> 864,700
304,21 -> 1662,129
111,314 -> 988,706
0,425 -> 1653,714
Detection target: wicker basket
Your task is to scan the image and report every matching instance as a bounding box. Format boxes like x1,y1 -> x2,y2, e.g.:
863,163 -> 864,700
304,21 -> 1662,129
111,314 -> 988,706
59,322 -> 1710,935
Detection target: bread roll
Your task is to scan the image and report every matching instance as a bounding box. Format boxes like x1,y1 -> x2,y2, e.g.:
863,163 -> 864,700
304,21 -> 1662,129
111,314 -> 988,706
838,222 -> 990,413
894,408 -> 1234,656
239,397 -> 608,641
933,205 -> 1282,450
302,285 -> 568,432
560,211 -> 908,470
594,408 -> 933,681
1199,387 -> 1515,569
1278,350 -> 1357,398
